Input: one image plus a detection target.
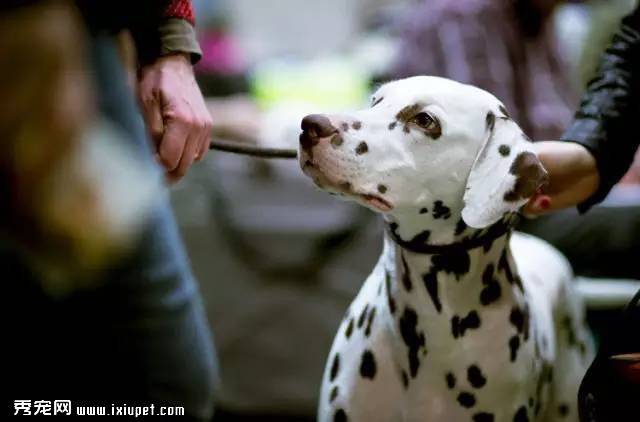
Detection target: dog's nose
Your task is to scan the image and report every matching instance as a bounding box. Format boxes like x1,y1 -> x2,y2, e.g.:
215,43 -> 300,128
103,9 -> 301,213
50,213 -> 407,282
300,114 -> 338,152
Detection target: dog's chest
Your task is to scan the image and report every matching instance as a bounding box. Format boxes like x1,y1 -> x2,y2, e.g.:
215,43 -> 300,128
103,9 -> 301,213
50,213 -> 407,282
352,242 -> 551,419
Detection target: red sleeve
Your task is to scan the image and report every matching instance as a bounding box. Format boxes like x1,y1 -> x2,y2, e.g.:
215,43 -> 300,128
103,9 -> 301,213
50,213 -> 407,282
163,0 -> 195,25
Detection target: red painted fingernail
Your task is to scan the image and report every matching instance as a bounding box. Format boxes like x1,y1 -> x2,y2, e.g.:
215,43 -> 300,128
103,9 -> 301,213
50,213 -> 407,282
538,197 -> 550,210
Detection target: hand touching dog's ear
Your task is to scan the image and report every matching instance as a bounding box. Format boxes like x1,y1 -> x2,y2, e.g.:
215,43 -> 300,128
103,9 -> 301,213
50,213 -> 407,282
462,112 -> 548,228
523,141 -> 599,215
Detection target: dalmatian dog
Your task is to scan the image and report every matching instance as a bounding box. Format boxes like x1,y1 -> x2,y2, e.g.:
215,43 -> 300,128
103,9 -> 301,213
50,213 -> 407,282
298,77 -> 594,422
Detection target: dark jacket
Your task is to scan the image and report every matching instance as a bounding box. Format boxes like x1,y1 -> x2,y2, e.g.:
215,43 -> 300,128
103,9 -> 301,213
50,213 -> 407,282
569,9 -> 640,422
563,6 -> 640,211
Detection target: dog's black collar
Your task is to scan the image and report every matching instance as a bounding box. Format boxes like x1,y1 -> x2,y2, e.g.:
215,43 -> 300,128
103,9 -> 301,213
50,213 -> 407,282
385,216 -> 518,255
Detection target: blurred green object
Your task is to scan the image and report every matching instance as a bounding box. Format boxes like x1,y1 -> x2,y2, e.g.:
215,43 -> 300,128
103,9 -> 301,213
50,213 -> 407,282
251,58 -> 370,109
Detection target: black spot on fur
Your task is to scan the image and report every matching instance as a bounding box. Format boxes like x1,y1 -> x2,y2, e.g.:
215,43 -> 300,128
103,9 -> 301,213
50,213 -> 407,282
498,250 -> 514,282
510,307 -> 525,334
509,335 -> 521,362
480,264 -> 502,306
446,372 -> 456,389
330,353 -> 340,381
433,250 -> 471,279
355,142 -> 368,155
482,236 -> 495,253
452,310 -> 481,339
499,144 -> 511,156
419,207 -> 429,214
498,250 -> 524,293
365,307 -> 376,337
341,122 -> 349,131
558,403 -> 569,417
357,304 -> 369,328
473,412 -> 495,422
339,181 -> 352,192
388,121 -> 397,130
377,184 -> 387,194
579,342 -> 588,359
499,105 -> 511,119
356,141 -> 369,155
504,151 -> 548,202
486,111 -> 496,132
458,392 -> 476,408
401,253 -> 413,291
455,218 -> 468,236
385,271 -> 396,314
468,365 -> 487,388
423,250 -> 471,314
345,318 -> 354,339
399,307 -> 426,378
562,315 -> 579,349
329,386 -> 339,403
451,316 -> 460,338
352,121 -> 362,130
360,350 -> 377,379
334,408 -> 347,422
514,406 -> 529,422
422,271 -> 441,314
372,97 -> 383,107
401,370 -> 409,388
432,200 -> 451,219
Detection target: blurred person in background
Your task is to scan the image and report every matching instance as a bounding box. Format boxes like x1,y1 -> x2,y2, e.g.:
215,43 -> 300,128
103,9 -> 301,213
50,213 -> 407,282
2,1 -> 216,419
392,0 -> 639,279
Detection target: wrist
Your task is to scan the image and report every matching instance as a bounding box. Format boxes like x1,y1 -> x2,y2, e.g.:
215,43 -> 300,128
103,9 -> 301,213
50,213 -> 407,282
132,18 -> 202,67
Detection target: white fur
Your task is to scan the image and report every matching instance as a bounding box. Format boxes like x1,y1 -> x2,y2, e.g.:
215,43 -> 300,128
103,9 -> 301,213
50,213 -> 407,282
299,77 -> 593,422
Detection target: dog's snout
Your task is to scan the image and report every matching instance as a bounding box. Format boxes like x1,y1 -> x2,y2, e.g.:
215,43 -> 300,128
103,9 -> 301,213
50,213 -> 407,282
300,114 -> 338,152
302,114 -> 337,137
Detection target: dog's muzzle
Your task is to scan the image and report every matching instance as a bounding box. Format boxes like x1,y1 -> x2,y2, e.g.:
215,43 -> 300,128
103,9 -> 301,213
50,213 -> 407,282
299,114 -> 340,155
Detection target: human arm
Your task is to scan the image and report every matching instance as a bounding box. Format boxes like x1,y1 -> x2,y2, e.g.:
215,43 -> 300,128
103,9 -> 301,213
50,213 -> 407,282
526,7 -> 640,214
132,0 -> 213,182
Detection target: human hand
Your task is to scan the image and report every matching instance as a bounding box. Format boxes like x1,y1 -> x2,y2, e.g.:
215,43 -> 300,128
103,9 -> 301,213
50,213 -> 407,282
523,141 -> 599,215
138,53 -> 212,182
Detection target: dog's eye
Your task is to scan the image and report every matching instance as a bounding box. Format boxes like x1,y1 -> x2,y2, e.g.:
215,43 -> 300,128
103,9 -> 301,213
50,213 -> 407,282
411,112 -> 441,138
412,112 -> 434,128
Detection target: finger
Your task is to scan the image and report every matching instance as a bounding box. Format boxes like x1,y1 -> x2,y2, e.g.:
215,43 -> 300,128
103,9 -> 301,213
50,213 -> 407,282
522,194 -> 552,216
168,131 -> 200,182
140,96 -> 164,147
158,119 -> 188,172
195,119 -> 212,161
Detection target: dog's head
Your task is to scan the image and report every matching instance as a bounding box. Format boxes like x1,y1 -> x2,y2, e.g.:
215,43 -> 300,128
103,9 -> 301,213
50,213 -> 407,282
299,76 -> 547,239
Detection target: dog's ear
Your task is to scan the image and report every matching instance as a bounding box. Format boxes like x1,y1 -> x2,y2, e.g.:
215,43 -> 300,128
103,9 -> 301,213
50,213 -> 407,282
461,111 -> 548,229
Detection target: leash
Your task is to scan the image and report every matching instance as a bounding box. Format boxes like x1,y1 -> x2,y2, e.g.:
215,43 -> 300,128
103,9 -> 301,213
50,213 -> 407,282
209,139 -> 298,159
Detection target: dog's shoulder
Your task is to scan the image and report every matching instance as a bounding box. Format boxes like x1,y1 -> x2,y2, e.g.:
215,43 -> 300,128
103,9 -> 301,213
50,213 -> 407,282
509,231 -> 573,304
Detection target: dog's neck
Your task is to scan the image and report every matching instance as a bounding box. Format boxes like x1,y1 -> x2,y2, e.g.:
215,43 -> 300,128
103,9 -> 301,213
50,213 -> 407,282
379,212 -> 522,317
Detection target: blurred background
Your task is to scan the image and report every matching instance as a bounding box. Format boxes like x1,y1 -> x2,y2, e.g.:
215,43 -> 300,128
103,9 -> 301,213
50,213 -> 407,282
2,0 -> 639,420
177,0 -> 639,420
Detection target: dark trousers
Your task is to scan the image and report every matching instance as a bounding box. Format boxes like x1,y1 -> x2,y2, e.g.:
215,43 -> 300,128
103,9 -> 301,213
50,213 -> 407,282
5,34 -> 217,420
